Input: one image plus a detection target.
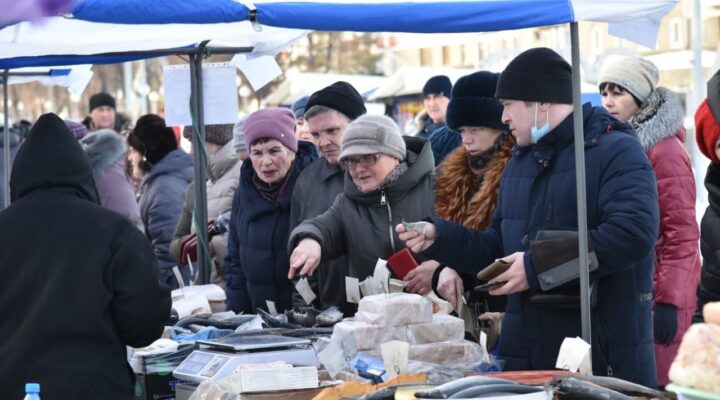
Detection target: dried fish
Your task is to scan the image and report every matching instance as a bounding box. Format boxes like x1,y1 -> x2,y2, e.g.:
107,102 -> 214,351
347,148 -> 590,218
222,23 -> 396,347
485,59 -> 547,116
286,307 -> 322,327
414,376 -> 515,399
257,308 -> 302,329
551,375 -> 672,399
554,377 -> 633,400
449,384 -> 541,398
315,306 -> 344,327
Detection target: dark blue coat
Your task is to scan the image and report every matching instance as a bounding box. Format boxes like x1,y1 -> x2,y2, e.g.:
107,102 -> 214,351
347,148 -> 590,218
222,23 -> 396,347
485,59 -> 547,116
225,141 -> 318,314
428,125 -> 461,167
424,104 -> 659,386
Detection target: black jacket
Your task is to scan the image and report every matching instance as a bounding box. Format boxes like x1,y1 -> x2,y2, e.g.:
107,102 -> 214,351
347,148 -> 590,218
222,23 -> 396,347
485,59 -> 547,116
694,163 -> 720,322
0,114 -> 171,399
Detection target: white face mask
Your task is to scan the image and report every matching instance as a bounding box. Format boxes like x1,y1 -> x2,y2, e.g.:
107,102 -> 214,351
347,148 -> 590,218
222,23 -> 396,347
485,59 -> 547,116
530,103 -> 550,144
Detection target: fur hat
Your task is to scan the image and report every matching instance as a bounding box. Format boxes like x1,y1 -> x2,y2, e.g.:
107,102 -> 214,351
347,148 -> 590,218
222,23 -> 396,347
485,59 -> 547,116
598,55 -> 659,104
423,75 -> 452,98
126,114 -> 178,165
339,114 -> 406,161
292,96 -> 310,119
306,81 -> 367,120
182,124 -> 234,146
496,47 -> 572,104
244,108 -> 298,152
89,92 -> 116,112
445,71 -> 508,132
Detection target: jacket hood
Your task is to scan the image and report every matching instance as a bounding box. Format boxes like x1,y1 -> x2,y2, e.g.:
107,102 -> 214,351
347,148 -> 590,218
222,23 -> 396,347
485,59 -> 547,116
240,139 -> 319,189
141,148 -> 194,189
345,136 -> 434,205
208,140 -> 239,182
10,113 -> 99,204
0,129 -> 21,148
80,130 -> 126,175
629,87 -> 685,151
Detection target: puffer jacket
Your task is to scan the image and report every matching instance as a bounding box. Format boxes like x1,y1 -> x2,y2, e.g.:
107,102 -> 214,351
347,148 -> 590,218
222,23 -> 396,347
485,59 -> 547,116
628,87 -> 701,385
423,104 -> 659,386
225,141 -> 318,314
289,137 -> 435,281
138,148 -> 194,288
81,130 -> 144,231
695,163 -> 720,322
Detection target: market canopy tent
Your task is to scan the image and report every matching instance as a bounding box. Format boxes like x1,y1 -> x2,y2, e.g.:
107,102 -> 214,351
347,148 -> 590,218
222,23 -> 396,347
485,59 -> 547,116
0,0 -> 679,336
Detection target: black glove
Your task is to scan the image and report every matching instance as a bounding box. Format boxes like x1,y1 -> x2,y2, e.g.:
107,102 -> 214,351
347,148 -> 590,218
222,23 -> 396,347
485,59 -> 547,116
654,303 -> 678,344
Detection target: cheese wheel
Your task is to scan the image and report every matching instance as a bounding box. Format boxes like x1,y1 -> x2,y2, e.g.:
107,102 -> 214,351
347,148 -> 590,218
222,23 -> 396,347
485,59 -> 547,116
704,302 -> 720,325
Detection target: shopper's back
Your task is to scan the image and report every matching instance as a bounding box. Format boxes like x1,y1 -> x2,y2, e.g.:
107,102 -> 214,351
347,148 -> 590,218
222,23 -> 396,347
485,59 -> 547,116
0,114 -> 171,399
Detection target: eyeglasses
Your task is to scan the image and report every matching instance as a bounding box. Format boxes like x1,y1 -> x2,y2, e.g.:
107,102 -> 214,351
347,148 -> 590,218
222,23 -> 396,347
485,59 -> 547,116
342,153 -> 381,170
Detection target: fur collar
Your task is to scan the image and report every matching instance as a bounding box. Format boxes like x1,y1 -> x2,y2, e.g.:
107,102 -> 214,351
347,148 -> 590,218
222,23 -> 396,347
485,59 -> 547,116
434,137 -> 514,230
80,130 -> 126,175
629,87 -> 685,151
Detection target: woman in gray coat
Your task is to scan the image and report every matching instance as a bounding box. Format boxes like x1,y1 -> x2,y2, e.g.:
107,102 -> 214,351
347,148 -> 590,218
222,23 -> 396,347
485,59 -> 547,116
288,114 -> 435,281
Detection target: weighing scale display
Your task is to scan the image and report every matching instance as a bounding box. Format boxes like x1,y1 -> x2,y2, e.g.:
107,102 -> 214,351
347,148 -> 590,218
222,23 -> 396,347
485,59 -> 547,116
176,352 -> 215,375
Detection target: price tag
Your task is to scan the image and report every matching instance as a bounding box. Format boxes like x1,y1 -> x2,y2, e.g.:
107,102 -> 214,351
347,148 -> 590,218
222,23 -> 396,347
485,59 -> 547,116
318,338 -> 347,379
556,337 -> 592,374
380,340 -> 409,380
295,277 -> 317,305
373,259 -> 390,294
346,277 -> 361,303
266,300 -> 278,315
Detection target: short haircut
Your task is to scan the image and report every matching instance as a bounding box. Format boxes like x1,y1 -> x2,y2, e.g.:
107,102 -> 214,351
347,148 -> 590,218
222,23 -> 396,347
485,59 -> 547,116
599,82 -> 643,108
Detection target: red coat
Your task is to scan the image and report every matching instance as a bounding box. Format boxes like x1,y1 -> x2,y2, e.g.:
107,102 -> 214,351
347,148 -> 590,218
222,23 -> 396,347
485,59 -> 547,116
631,88 -> 701,385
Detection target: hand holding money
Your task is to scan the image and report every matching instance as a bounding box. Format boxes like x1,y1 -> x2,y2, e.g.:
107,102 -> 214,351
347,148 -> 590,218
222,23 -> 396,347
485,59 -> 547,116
395,220 -> 437,253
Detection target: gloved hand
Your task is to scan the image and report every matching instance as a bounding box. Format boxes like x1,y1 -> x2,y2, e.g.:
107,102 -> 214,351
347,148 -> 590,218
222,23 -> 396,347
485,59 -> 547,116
654,303 -> 678,344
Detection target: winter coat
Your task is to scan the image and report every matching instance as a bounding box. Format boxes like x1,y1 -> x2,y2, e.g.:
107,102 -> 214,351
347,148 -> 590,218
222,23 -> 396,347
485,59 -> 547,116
428,125 -> 462,166
289,157 -> 355,315
695,163 -> 720,322
416,110 -> 445,140
0,114 -> 170,400
138,148 -> 194,288
225,141 -> 318,314
289,137 -> 435,281
434,139 -> 514,312
0,129 -> 20,210
628,87 -> 701,385
423,104 -> 659,386
169,141 -> 241,287
81,130 -> 144,231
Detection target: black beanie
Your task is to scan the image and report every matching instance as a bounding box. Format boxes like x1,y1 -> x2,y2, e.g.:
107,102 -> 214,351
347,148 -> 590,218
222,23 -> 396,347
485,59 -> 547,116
127,114 -> 178,165
422,75 -> 452,98
496,48 -> 573,104
446,71 -> 508,132
89,92 -> 116,112
306,81 -> 367,120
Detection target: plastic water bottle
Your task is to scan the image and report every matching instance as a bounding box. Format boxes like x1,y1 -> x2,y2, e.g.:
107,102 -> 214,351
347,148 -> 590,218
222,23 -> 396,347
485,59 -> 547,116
23,383 -> 41,400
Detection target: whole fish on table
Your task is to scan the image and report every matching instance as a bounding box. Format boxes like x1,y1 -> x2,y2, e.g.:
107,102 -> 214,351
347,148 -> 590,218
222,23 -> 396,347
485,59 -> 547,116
414,376 -> 515,399
553,377 -> 633,400
550,375 -> 673,399
449,384 -> 542,398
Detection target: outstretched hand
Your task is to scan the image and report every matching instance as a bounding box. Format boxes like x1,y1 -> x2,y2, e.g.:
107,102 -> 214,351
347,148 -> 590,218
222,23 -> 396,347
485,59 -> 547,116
488,252 -> 529,296
288,238 -> 322,279
395,221 -> 437,253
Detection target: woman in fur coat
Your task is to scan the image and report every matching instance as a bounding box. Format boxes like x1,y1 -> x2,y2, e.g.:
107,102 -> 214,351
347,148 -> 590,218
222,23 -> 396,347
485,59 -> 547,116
431,71 -> 515,329
599,55 -> 701,386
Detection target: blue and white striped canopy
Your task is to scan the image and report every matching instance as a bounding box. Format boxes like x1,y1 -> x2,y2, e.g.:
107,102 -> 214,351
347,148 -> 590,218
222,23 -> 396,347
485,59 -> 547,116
0,0 -> 678,69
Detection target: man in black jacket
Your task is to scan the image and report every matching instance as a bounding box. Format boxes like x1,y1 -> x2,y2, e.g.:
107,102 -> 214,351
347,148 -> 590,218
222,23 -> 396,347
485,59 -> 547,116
0,113 -> 171,399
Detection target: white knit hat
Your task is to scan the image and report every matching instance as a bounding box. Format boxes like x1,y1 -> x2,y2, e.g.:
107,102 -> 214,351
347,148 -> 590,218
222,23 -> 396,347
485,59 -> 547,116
598,55 -> 659,104
339,114 -> 406,161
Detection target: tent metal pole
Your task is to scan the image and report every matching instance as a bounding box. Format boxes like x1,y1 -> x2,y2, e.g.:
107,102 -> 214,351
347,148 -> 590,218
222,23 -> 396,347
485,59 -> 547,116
189,45 -> 211,285
570,22 -> 592,345
3,69 -> 10,209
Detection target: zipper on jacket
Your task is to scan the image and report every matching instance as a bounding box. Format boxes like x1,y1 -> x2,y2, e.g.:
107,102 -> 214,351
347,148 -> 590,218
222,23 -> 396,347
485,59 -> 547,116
380,190 -> 396,252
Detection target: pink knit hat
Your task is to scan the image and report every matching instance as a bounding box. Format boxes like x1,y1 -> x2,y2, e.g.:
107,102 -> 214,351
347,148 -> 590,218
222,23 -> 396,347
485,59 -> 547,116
244,108 -> 298,152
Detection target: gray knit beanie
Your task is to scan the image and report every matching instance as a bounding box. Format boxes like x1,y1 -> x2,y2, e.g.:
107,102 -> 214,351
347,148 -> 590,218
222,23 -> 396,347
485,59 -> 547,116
182,124 -> 234,146
233,116 -> 247,152
339,114 -> 406,162
598,55 -> 659,104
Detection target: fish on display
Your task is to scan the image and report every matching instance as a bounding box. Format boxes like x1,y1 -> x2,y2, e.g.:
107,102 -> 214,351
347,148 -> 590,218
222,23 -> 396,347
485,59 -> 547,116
414,376 -> 516,399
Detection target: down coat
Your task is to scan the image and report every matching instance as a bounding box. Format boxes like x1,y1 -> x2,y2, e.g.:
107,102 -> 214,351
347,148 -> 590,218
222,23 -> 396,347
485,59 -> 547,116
423,104 -> 660,386
628,87 -> 701,385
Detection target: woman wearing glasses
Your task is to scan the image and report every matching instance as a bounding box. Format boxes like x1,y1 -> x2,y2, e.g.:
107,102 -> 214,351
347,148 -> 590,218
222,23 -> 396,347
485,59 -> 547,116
225,108 -> 318,314
288,114 -> 435,282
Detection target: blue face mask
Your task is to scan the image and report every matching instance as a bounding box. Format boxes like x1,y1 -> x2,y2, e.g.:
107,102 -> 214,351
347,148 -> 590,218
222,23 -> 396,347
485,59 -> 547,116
530,103 -> 550,144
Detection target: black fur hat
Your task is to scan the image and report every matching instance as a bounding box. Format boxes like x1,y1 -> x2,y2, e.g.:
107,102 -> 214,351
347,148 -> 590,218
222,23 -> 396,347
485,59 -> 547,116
126,114 -> 177,165
445,71 -> 508,132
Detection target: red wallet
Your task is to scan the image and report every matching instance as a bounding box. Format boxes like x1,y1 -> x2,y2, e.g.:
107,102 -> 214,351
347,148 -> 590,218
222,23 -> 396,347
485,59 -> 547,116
387,248 -> 419,279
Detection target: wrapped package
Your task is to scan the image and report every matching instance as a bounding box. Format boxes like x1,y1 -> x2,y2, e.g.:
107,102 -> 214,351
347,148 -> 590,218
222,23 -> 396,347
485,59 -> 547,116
332,319 -> 407,352
362,340 -> 484,366
668,322 -> 720,393
406,313 -> 465,344
356,293 -> 432,325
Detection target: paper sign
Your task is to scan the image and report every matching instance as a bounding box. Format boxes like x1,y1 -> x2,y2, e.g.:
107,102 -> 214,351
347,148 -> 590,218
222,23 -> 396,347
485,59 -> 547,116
360,277 -> 383,297
346,277 -> 361,303
373,259 -> 390,294
266,300 -> 278,315
231,54 -> 283,91
608,18 -> 661,49
163,63 -> 239,126
388,279 -> 408,294
380,340 -> 409,380
317,338 -> 347,379
556,337 -> 592,375
295,277 -> 317,305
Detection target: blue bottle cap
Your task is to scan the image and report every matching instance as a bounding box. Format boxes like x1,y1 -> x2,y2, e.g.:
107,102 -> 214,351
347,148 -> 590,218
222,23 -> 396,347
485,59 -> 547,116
25,383 -> 40,393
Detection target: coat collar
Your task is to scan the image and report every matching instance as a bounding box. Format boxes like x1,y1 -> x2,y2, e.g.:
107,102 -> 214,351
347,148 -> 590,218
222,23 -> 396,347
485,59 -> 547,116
629,87 -> 685,151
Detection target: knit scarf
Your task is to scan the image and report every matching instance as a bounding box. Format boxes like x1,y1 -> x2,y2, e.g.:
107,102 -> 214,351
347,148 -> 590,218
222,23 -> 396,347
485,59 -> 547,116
252,163 -> 293,202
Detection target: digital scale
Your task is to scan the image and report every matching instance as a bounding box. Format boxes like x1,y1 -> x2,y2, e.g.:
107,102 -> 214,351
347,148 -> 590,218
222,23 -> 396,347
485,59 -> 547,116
173,334 -> 319,383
